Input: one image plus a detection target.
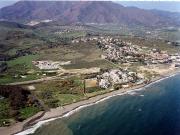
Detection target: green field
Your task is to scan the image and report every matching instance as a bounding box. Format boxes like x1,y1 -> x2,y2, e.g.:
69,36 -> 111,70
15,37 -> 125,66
32,77 -> 85,107
19,106 -> 40,120
24,76 -> 107,108
7,55 -> 39,69
0,55 -> 40,84
54,31 -> 86,38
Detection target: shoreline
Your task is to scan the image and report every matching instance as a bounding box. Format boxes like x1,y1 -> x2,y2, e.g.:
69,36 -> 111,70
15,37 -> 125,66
1,69 -> 180,135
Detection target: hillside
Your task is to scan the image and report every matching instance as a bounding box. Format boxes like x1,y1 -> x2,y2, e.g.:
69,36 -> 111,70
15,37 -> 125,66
0,1 -> 179,27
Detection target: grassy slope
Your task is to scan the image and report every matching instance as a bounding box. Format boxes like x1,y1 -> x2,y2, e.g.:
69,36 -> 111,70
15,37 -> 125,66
0,55 -> 40,84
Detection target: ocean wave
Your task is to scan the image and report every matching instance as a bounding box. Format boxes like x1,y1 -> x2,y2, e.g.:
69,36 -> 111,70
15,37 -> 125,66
15,72 -> 180,135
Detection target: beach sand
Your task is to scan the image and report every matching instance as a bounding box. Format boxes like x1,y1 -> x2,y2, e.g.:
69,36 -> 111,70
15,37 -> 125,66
1,68 -> 180,135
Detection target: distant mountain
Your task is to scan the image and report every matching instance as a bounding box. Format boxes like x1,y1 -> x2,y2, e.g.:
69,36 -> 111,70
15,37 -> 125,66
0,1 -> 179,27
150,9 -> 180,24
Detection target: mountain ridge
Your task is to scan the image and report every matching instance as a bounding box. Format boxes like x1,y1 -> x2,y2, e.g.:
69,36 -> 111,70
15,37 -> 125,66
0,1 -> 179,27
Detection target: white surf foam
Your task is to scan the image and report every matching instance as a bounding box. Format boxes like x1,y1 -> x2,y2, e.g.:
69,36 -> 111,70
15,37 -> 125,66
15,73 -> 180,135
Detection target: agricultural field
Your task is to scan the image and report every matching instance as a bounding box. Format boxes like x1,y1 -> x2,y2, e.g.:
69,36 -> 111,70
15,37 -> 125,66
24,76 -> 105,108
35,40 -> 115,69
0,55 -> 40,84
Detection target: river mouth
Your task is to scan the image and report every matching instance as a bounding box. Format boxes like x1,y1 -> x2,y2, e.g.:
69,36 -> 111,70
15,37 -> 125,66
19,74 -> 180,135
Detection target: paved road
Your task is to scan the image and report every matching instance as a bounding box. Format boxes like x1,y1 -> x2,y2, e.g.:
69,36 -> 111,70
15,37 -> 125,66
8,76 -> 61,85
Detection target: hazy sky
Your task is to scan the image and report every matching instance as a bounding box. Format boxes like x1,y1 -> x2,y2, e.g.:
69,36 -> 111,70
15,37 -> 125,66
0,1 -> 17,8
0,0 -> 180,13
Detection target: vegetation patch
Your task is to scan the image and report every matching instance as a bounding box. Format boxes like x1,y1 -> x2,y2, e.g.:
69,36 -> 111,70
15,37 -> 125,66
7,54 -> 39,69
0,55 -> 41,84
34,77 -> 85,107
19,106 -> 40,120
0,85 -> 41,126
62,60 -> 115,69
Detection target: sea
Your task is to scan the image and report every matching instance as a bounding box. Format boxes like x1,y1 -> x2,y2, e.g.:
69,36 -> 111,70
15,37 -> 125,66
21,73 -> 180,135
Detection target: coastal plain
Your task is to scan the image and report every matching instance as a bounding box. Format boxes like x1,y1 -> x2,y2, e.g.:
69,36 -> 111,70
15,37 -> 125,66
0,20 -> 180,135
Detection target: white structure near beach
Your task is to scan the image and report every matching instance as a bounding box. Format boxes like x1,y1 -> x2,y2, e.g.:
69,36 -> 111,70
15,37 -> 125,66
97,69 -> 138,89
32,60 -> 71,70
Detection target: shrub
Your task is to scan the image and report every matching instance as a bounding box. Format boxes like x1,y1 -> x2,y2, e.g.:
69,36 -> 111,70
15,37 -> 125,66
0,85 -> 31,110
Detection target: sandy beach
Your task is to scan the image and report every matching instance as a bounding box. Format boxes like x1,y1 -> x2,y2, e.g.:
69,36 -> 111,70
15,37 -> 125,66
1,68 -> 180,135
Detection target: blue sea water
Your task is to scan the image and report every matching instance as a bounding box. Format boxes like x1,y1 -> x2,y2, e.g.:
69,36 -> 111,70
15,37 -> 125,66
32,74 -> 180,135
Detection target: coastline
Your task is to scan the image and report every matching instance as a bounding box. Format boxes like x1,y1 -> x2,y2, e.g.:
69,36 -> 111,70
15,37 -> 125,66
1,69 -> 180,135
